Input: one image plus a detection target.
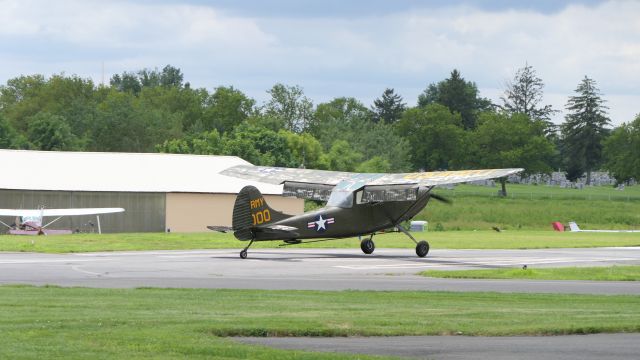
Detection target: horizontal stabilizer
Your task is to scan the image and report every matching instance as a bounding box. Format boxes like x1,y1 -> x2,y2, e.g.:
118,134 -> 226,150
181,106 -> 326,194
253,224 -> 299,238
207,225 -> 233,233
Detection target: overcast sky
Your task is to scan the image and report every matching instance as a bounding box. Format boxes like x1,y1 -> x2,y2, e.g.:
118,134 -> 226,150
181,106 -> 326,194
1,0 -> 638,125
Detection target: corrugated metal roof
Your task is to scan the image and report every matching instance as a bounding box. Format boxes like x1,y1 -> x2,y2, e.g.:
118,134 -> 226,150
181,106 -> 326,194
0,150 -> 284,194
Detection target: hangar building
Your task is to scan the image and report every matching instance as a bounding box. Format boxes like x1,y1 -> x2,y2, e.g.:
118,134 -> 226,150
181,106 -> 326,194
0,150 -> 303,233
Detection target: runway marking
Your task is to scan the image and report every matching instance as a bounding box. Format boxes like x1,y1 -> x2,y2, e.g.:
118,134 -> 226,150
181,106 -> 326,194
0,258 -> 111,265
334,257 -> 640,270
71,265 -> 103,276
335,264 -> 437,270
73,250 -> 229,257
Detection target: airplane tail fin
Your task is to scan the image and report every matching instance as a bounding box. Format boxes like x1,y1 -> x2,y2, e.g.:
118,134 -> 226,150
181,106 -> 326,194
568,221 -> 580,232
232,185 -> 292,240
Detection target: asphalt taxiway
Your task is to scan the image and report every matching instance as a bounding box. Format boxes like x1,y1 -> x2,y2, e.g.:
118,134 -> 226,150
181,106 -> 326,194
237,334 -> 640,360
1,247 -> 639,294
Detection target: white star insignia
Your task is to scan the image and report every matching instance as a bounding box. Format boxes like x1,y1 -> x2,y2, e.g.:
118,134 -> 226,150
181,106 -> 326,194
315,215 -> 327,231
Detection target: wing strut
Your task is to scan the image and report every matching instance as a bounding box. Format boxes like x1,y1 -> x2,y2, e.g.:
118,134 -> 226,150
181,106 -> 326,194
42,216 -> 63,229
0,219 -> 11,229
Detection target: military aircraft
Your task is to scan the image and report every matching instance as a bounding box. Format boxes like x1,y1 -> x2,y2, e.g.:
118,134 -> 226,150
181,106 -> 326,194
210,165 -> 522,258
0,207 -> 125,235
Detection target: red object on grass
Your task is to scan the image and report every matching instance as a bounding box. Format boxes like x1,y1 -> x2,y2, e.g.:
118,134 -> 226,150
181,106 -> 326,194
552,222 -> 565,232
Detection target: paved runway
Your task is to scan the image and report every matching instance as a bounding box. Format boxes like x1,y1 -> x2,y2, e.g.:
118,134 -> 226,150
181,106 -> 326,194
237,334 -> 640,360
1,247 -> 639,293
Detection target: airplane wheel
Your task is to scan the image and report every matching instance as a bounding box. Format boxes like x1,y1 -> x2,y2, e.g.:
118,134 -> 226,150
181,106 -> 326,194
240,249 -> 248,259
360,238 -> 375,254
416,240 -> 429,258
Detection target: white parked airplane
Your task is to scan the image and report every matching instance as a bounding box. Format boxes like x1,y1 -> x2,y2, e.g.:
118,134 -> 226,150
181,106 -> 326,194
568,221 -> 640,233
0,207 -> 125,235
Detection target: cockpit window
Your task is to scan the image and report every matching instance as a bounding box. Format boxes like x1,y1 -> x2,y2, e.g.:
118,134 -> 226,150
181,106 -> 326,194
327,189 -> 354,208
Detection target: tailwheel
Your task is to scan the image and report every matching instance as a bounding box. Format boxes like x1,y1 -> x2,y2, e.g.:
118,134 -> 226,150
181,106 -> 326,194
416,240 -> 429,258
239,239 -> 254,259
360,237 -> 375,254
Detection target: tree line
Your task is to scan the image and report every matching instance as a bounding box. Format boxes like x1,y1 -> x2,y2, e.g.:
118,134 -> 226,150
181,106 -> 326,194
0,64 -> 638,190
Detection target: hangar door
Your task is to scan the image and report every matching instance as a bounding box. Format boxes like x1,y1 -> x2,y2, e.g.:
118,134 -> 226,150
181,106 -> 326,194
0,189 -> 165,233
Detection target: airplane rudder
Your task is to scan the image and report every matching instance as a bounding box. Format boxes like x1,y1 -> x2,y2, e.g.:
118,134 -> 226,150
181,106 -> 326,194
232,186 -> 258,231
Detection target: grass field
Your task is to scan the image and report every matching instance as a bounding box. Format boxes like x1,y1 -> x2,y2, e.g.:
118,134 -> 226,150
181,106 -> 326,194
1,286 -> 639,359
1,184 -> 638,252
422,266 -> 640,281
419,187 -> 640,231
0,230 -> 639,253
442,183 -> 640,200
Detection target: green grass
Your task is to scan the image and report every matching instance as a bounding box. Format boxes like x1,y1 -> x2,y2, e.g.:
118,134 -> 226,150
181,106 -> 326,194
421,191 -> 640,231
422,266 -> 640,281
1,286 -> 639,359
1,183 -> 639,253
0,230 -> 639,253
446,183 -> 640,200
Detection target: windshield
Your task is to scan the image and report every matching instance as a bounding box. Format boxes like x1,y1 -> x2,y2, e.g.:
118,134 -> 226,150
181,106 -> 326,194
327,190 -> 354,208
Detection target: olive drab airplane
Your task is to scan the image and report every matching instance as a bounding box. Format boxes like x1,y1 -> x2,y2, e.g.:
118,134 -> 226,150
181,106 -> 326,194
0,207 -> 125,235
210,165 -> 523,259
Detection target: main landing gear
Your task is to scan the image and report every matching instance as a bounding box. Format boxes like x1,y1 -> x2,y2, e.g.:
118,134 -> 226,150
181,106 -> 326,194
396,223 -> 430,258
360,236 -> 375,255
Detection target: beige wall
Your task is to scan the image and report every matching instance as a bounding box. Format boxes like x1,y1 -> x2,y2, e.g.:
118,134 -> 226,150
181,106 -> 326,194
165,193 -> 304,233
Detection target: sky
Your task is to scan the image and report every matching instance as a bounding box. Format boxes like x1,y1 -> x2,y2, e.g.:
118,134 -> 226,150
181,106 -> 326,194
0,0 -> 638,125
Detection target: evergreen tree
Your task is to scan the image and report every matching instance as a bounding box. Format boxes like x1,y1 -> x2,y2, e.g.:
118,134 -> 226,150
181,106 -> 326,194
560,76 -> 611,184
418,69 -> 491,129
371,88 -> 406,124
500,63 -> 558,133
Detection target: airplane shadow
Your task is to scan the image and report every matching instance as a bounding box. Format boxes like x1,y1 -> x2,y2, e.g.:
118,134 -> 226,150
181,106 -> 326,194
207,250 -> 508,268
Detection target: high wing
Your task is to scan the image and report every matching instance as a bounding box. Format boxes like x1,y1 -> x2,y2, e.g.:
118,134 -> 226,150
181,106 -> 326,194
0,208 -> 125,217
221,165 -> 523,189
221,166 -> 353,186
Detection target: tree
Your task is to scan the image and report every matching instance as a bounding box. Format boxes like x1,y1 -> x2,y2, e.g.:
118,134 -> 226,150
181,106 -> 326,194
110,72 -> 142,94
560,76 -> 611,184
264,84 -> 313,133
280,131 -> 324,169
159,65 -> 184,88
417,69 -> 492,130
26,112 -> 78,151
318,140 -> 362,171
500,63 -> 558,133
355,156 -> 391,173
603,114 -> 640,184
371,88 -> 406,124
223,123 -> 296,167
92,90 -> 147,152
202,86 -> 255,134
313,97 -> 411,172
156,130 -> 223,155
469,112 -> 554,196
311,97 -> 372,136
110,65 -> 185,95
395,104 -> 467,171
0,114 -> 20,148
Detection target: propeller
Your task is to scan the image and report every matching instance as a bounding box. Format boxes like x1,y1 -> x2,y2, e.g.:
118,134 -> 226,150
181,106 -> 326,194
430,193 -> 452,204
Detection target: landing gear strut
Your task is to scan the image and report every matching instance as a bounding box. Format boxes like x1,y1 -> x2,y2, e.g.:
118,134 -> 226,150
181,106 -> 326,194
396,223 -> 430,258
240,239 -> 254,259
360,236 -> 375,255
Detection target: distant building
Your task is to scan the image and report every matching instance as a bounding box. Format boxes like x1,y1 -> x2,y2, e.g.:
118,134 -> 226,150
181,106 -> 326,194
0,150 -> 303,233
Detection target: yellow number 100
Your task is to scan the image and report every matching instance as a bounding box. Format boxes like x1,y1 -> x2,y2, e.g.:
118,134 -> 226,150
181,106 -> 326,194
252,209 -> 271,225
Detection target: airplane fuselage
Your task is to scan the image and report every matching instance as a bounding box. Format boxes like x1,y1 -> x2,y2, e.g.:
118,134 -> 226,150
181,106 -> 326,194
250,191 -> 432,241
